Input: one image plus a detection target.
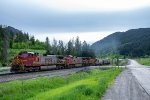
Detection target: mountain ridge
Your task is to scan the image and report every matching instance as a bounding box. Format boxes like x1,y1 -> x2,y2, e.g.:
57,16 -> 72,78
91,28 -> 150,57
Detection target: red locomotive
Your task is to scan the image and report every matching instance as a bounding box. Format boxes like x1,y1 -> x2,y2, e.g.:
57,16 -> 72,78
11,51 -> 40,72
11,51 -> 110,73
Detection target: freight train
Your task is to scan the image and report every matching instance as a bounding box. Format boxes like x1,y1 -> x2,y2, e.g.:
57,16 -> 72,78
11,51 -> 110,73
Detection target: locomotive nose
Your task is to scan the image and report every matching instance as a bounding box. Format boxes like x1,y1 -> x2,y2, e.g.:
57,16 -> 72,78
12,56 -> 22,65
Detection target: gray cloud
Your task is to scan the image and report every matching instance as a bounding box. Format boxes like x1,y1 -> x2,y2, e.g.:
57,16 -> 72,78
0,1 -> 150,33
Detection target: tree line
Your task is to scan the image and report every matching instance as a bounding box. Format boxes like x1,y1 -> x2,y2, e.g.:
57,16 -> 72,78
0,25 -> 95,66
45,36 -> 95,57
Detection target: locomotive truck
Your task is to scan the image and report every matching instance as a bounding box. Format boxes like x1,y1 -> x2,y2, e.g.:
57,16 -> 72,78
11,51 -> 110,73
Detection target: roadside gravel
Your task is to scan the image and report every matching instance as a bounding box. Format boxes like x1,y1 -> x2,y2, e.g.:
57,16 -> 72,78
102,69 -> 150,100
102,60 -> 150,100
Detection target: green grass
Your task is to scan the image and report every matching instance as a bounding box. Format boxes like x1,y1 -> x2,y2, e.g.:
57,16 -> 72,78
0,68 -> 122,100
111,59 -> 128,66
136,58 -> 150,66
119,59 -> 128,66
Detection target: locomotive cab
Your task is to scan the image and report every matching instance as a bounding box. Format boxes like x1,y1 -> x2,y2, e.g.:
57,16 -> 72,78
11,51 -> 40,72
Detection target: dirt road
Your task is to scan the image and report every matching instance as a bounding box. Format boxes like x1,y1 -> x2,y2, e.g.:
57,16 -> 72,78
102,60 -> 150,100
128,60 -> 150,96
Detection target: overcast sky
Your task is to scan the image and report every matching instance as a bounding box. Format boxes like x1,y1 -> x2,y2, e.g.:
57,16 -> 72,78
0,0 -> 150,44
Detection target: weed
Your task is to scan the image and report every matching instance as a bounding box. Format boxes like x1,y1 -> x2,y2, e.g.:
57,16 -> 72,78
0,68 -> 122,100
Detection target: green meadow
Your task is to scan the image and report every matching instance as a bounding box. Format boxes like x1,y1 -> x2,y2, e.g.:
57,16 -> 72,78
137,58 -> 150,66
0,68 -> 122,100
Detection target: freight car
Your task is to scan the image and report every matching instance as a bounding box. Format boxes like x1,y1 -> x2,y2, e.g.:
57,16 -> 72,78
11,51 -> 110,73
103,58 -> 110,65
95,58 -> 103,65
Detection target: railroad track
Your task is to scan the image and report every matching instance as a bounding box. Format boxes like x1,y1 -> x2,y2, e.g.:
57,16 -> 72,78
0,72 -> 14,76
0,66 -> 87,76
0,66 -> 104,83
0,67 -> 56,76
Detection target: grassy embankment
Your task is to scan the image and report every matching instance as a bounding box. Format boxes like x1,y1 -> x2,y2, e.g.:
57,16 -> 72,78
119,59 -> 128,66
136,58 -> 150,66
0,68 -> 122,100
111,59 -> 128,66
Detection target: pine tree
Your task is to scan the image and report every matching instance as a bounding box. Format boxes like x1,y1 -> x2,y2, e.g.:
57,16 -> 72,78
58,40 -> 65,55
30,36 -> 35,45
0,28 -> 9,66
67,40 -> 74,55
52,38 -> 57,55
45,37 -> 51,54
75,36 -> 81,56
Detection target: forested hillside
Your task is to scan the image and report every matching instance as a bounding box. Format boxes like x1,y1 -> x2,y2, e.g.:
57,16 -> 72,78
0,25 -> 94,66
0,26 -> 45,49
91,28 -> 150,57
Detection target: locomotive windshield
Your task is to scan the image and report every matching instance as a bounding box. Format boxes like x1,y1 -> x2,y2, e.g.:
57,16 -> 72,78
19,52 -> 28,57
18,52 -> 37,57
